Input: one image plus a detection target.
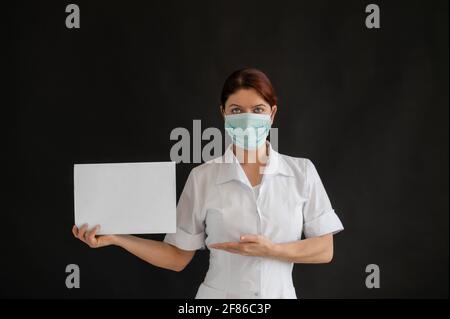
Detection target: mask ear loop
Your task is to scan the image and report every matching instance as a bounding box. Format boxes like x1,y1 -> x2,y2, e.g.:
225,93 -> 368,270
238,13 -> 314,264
269,105 -> 275,124
267,107 -> 274,157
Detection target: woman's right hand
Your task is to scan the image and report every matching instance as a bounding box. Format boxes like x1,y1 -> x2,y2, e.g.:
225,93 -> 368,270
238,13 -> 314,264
73,224 -> 195,272
72,224 -> 118,248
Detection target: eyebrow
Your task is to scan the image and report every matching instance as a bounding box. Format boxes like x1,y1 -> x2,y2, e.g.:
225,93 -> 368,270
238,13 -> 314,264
227,103 -> 268,108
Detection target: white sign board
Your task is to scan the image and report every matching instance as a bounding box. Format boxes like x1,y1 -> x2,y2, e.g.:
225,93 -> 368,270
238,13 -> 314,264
74,162 -> 176,235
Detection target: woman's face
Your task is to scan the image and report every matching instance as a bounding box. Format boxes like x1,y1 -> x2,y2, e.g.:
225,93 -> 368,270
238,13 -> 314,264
221,88 -> 277,123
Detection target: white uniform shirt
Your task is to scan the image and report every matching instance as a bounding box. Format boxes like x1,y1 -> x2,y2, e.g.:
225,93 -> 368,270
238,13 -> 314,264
253,183 -> 261,199
164,142 -> 344,298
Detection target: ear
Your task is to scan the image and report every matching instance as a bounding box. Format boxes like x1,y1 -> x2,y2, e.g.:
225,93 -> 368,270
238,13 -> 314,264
270,105 -> 278,124
219,105 -> 225,118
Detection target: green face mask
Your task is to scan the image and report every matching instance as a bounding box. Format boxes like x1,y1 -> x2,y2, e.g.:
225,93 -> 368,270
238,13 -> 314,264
224,113 -> 272,150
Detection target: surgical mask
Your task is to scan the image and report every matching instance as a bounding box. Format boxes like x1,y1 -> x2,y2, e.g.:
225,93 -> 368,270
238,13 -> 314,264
224,113 -> 272,150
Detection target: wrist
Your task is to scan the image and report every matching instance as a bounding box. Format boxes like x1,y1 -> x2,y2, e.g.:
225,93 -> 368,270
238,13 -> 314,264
110,235 -> 125,247
268,242 -> 282,258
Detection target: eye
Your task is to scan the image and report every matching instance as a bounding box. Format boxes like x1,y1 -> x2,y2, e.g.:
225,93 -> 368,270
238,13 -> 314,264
253,107 -> 264,113
231,108 -> 241,114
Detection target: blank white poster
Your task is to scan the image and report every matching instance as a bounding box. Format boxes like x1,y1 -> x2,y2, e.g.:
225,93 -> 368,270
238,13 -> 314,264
74,162 -> 176,235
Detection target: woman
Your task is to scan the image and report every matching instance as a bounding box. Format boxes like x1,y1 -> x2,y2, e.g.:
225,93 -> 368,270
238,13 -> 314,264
72,68 -> 344,299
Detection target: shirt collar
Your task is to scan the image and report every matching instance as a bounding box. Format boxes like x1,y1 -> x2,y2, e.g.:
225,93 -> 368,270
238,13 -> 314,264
214,141 -> 295,186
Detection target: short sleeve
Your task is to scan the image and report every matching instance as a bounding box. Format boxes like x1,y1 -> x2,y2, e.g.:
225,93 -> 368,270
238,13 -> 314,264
302,159 -> 344,238
163,169 -> 206,250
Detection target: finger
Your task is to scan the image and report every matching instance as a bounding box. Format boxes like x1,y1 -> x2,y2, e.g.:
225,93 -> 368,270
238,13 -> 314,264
210,244 -> 232,250
72,225 -> 78,237
210,242 -> 240,250
209,243 -> 233,250
86,225 -> 100,246
78,224 -> 89,241
240,234 -> 260,243
213,246 -> 237,253
212,243 -> 249,254
224,248 -> 248,255
232,243 -> 254,254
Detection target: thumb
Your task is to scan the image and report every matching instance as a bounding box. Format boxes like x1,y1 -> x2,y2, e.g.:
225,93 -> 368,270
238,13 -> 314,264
240,234 -> 260,243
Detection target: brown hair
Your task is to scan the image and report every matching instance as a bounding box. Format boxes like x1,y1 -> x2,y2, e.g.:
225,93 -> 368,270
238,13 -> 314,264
220,68 -> 277,108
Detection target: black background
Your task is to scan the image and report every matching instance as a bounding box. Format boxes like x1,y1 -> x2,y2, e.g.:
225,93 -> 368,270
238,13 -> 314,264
5,0 -> 448,298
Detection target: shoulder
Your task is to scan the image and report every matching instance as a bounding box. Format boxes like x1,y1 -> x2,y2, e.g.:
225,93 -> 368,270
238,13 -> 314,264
277,153 -> 326,195
277,152 -> 312,177
187,155 -> 223,184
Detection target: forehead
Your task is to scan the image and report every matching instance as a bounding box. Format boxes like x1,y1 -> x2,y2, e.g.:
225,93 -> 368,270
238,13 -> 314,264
226,88 -> 267,106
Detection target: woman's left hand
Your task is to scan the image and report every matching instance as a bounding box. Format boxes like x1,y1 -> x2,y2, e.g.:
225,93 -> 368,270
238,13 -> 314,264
209,234 -> 276,257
